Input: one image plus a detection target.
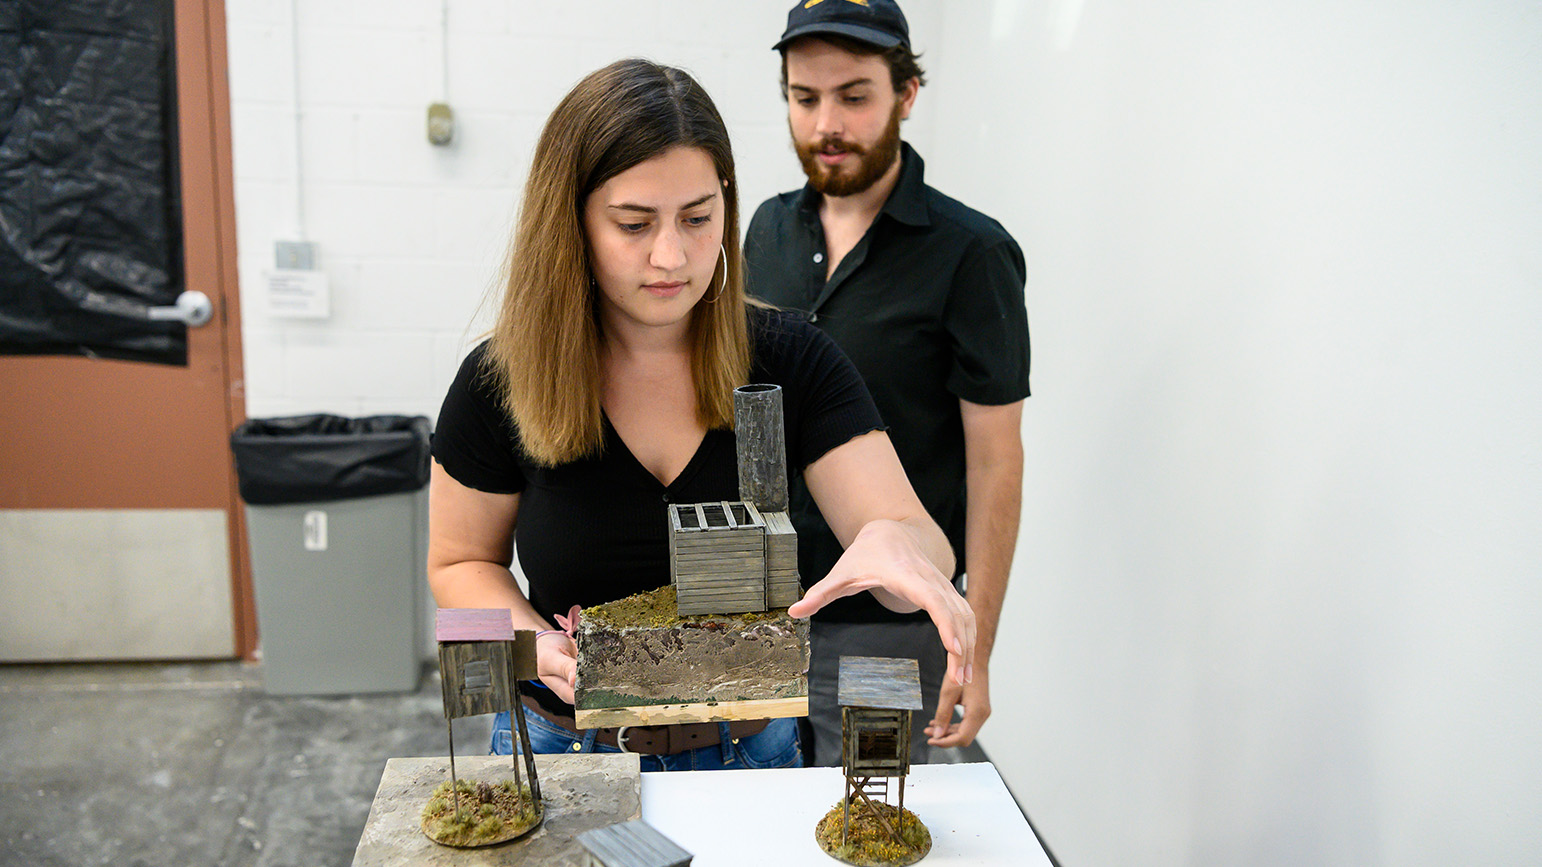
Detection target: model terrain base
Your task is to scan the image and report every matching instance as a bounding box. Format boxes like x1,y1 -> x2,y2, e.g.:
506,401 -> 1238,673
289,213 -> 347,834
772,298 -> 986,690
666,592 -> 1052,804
574,584 -> 810,728
419,778 -> 541,847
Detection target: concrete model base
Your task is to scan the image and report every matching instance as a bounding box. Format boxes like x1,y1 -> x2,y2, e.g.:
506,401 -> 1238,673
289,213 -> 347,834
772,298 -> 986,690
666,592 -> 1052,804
352,753 -> 640,866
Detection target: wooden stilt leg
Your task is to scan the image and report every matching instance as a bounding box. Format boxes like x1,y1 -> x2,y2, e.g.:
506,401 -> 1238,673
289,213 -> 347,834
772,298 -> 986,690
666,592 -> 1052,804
447,718 -> 462,822
842,773 -> 851,845
510,720 -> 523,792
513,698 -> 541,804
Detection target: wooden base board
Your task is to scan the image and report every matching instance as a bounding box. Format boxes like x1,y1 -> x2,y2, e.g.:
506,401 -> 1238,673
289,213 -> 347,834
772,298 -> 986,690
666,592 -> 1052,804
575,696 -> 808,728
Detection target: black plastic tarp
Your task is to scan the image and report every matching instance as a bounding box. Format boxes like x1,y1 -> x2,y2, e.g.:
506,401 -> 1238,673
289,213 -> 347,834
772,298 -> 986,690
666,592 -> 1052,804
0,0 -> 187,365
231,415 -> 434,506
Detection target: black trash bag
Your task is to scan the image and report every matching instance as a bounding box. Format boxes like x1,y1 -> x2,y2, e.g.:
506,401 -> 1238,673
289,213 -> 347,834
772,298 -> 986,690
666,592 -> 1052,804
0,0 -> 188,365
231,415 -> 432,506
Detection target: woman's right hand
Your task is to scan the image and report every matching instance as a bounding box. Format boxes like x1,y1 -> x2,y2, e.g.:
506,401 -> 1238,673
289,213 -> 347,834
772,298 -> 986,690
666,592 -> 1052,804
535,631 -> 578,705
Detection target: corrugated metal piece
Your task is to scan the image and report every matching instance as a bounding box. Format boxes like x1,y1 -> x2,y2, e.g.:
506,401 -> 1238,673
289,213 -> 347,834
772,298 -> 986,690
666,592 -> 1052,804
837,655 -> 924,710
577,819 -> 692,867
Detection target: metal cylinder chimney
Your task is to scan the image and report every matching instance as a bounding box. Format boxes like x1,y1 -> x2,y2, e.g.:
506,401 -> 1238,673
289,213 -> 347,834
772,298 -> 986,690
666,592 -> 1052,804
734,383 -> 788,512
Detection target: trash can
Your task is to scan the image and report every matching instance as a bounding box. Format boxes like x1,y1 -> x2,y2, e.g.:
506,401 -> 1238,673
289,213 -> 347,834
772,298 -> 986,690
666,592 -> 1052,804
231,414 -> 432,695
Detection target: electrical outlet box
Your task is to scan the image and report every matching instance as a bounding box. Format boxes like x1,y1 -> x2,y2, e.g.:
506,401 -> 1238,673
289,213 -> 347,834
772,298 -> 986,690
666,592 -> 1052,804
427,102 -> 454,146
275,240 -> 318,271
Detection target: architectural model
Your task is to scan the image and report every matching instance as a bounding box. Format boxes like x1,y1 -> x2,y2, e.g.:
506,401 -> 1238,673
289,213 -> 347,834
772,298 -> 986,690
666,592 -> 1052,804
574,384 -> 810,728
815,656 -> 932,866
422,608 -> 543,847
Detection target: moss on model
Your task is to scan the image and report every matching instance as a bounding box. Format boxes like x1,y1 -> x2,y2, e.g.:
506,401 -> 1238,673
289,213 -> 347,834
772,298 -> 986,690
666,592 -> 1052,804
814,800 -> 931,866
420,778 -> 541,848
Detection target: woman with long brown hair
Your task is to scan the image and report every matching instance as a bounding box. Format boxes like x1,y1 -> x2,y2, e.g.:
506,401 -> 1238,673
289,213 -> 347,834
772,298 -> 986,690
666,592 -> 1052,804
428,58 -> 973,770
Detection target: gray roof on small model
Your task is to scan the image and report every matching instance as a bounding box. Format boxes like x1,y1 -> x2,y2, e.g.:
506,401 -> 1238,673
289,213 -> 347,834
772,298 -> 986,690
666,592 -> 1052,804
576,819 -> 692,867
838,655 -> 924,710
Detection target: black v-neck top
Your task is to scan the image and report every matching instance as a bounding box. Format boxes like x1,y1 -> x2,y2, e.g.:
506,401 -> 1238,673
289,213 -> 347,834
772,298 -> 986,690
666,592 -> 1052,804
432,308 -> 882,712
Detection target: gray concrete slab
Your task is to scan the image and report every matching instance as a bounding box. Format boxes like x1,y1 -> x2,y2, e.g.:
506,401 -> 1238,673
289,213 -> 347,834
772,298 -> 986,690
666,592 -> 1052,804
352,753 -> 640,866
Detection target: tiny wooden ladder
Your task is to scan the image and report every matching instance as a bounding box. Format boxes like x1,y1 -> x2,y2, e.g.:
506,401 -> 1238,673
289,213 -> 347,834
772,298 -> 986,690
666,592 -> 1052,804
856,776 -> 889,803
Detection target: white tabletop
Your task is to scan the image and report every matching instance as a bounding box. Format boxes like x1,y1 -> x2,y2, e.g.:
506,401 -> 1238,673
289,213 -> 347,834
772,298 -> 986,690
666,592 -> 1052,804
640,762 -> 1051,866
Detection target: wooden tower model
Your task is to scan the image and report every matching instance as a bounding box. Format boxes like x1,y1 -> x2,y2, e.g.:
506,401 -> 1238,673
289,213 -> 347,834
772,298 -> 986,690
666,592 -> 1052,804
435,608 -> 542,820
668,383 -> 799,615
838,655 -> 924,853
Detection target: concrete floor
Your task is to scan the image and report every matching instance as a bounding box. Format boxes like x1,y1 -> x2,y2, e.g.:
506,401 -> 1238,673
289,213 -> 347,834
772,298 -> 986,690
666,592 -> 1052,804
0,661 -> 474,867
0,661 -> 985,867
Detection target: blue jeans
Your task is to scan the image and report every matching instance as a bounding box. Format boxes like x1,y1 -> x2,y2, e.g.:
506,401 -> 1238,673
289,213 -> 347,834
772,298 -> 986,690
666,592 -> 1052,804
491,709 -> 802,772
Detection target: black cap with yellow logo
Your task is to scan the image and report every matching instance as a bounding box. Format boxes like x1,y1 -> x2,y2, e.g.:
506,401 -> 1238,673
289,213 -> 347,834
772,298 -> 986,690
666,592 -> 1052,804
773,0 -> 911,52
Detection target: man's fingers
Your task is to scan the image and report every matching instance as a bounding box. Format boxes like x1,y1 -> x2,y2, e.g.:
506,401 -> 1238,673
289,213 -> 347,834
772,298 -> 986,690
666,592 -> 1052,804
931,682 -> 962,733
928,727 -> 970,748
927,724 -> 960,746
928,710 -> 985,747
929,674 -> 990,747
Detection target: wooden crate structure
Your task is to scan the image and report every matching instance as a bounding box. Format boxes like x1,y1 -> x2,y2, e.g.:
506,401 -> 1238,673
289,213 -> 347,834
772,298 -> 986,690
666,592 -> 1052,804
763,509 -> 800,609
668,501 -> 767,615
666,379 -> 808,613
667,501 -> 802,615
576,819 -> 693,867
435,609 -> 542,810
838,656 -> 924,850
664,383 -> 802,617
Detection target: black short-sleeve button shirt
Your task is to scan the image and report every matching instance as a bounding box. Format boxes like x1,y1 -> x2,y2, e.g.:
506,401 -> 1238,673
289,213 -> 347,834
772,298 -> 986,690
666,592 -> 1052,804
746,143 -> 1031,623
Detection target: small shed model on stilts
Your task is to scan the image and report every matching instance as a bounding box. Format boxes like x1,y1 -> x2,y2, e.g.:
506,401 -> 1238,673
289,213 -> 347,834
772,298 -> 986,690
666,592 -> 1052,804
815,656 -> 932,866
576,819 -> 693,867
421,608 -> 543,847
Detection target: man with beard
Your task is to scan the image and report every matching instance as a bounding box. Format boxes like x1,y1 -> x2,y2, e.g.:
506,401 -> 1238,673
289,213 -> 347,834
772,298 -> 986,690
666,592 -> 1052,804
745,0 -> 1032,767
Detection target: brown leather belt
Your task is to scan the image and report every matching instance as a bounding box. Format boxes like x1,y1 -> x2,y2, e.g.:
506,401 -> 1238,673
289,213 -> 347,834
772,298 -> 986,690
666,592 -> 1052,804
520,695 -> 769,755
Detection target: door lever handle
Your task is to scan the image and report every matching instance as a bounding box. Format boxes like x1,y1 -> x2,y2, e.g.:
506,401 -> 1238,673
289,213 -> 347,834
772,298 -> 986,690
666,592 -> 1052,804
147,291 -> 214,327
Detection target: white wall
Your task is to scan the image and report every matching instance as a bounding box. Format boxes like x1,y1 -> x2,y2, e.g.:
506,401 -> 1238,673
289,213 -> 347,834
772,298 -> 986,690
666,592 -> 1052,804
224,0 -> 929,420
924,2 -> 1541,865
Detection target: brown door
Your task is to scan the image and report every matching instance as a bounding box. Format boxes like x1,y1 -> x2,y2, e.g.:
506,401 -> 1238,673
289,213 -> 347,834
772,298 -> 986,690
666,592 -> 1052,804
0,0 -> 254,661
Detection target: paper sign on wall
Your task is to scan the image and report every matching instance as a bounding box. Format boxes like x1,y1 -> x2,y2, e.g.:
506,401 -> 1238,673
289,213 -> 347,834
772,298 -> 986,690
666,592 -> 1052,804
303,510 -> 328,551
268,269 -> 331,319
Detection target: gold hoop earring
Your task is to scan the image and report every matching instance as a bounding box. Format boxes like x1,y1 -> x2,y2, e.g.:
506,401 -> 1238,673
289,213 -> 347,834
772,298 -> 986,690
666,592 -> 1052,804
707,245 -> 727,303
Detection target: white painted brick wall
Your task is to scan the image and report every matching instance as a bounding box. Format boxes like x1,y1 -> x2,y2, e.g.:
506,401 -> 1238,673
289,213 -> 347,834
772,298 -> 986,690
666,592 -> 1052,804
225,1 -> 940,423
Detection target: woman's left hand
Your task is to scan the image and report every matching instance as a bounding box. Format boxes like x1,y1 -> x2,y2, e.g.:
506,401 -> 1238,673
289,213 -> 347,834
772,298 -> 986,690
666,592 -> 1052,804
789,518 -> 977,689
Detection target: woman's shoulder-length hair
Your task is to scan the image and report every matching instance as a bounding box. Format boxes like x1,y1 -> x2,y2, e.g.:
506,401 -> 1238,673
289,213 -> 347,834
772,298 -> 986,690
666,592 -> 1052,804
484,58 -> 752,467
